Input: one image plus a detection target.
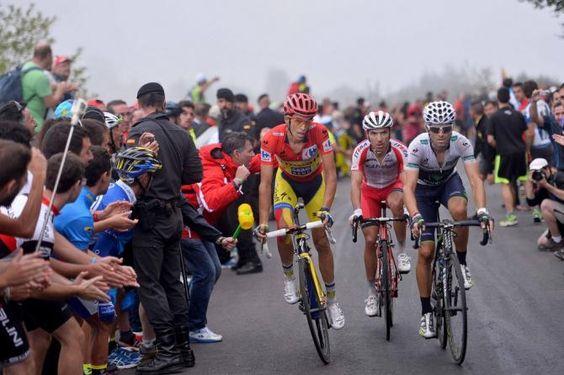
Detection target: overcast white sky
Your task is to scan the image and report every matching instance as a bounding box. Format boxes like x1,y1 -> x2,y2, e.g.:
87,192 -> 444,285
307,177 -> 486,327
24,0 -> 563,103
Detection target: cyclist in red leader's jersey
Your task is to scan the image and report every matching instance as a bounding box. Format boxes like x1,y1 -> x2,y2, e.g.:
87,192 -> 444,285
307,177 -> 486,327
256,93 -> 345,330
349,111 -> 411,318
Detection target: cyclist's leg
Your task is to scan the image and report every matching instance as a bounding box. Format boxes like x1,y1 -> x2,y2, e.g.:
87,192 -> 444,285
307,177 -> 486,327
414,184 -> 439,315
304,176 -> 334,287
441,174 -> 469,256
360,186 -> 382,293
273,170 -> 298,274
386,182 -> 406,248
305,176 -> 345,328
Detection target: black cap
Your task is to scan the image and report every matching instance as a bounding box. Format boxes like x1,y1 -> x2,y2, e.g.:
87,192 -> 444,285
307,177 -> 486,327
81,106 -> 105,123
137,82 -> 165,99
216,88 -> 234,102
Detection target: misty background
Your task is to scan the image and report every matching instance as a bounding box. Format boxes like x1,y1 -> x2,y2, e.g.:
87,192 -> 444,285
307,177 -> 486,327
22,0 -> 563,104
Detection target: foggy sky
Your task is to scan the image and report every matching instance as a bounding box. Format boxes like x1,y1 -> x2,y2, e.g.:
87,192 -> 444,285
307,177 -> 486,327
23,0 -> 563,104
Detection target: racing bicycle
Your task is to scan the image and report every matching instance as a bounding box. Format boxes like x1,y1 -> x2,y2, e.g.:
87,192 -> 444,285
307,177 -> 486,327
265,202 -> 336,364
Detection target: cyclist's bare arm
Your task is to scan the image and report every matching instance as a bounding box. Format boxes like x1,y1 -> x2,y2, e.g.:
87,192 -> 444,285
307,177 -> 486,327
463,161 -> 486,209
321,152 -> 337,209
403,169 -> 420,217
350,170 -> 362,210
259,163 -> 274,226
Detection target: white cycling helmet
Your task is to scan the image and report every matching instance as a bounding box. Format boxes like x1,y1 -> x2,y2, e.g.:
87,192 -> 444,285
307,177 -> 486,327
104,112 -> 121,130
362,110 -> 393,130
423,101 -> 456,125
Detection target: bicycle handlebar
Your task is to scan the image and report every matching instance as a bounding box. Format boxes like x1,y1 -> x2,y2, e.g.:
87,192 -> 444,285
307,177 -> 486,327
411,219 -> 490,249
351,216 -> 407,243
266,220 -> 325,238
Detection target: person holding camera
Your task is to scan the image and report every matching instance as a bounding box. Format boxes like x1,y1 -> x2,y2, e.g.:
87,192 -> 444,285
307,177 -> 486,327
525,158 -> 564,257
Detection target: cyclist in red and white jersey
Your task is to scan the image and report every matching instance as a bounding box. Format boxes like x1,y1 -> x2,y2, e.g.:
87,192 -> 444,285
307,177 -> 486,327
349,111 -> 411,317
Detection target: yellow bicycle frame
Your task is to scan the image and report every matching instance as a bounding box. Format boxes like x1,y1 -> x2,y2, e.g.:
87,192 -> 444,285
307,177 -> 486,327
296,233 -> 327,307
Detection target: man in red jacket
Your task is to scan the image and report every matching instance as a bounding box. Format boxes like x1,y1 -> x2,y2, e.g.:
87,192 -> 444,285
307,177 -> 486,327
199,133 -> 263,274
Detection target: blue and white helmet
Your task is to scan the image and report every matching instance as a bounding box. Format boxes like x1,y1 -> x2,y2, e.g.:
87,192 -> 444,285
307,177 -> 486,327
423,101 -> 456,125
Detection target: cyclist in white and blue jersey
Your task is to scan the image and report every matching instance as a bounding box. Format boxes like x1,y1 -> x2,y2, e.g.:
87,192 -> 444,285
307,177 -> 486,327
403,101 -> 493,339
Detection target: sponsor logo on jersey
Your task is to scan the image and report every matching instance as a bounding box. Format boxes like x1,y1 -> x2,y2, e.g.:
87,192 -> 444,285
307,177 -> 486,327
261,149 -> 272,162
322,139 -> 333,152
291,166 -> 313,176
302,145 -> 318,160
420,139 -> 429,145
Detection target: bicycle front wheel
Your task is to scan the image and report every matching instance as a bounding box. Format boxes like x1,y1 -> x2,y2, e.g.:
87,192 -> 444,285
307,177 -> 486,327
298,258 -> 331,364
380,242 -> 392,341
445,252 -> 468,365
432,257 -> 447,349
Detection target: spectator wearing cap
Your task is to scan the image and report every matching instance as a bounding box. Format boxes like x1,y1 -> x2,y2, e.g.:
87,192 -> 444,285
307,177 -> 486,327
216,88 -> 253,142
253,94 -> 284,141
22,43 -> 77,132
87,99 -> 107,111
50,55 -> 75,103
126,82 -> 201,372
190,73 -> 219,104
524,158 -> 564,257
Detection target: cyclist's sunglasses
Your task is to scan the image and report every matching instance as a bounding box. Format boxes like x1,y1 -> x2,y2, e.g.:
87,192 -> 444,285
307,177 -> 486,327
428,125 -> 453,134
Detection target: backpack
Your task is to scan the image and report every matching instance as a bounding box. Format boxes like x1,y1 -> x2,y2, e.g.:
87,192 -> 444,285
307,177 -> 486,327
0,64 -> 41,106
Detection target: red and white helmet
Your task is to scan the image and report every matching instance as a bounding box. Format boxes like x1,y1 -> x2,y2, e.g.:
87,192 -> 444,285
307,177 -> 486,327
362,111 -> 394,130
283,93 -> 318,119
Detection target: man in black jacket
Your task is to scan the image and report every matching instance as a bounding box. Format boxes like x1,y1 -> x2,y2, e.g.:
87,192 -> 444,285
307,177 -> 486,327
253,93 -> 284,140
216,88 -> 253,141
471,100 -> 495,181
127,82 -> 202,374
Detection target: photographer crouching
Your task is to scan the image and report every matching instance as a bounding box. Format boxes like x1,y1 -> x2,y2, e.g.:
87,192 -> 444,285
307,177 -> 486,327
525,158 -> 564,259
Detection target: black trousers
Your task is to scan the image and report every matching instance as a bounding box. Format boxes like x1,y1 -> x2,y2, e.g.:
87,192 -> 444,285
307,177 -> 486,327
132,206 -> 188,336
215,175 -> 260,266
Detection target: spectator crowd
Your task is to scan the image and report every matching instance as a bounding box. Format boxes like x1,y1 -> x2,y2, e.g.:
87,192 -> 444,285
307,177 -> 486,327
0,41 -> 563,374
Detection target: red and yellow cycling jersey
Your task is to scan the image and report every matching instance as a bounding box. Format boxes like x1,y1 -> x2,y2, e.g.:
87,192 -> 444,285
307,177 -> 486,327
260,123 -> 333,182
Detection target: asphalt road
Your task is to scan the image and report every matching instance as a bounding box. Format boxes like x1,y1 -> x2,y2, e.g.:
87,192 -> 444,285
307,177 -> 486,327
131,176 -> 564,375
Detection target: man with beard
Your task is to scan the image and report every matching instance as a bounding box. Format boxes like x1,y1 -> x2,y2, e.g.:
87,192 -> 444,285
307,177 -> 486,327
216,88 -> 253,142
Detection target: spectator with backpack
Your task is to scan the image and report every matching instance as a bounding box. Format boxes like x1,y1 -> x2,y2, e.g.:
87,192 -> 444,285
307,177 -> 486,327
17,43 -> 76,132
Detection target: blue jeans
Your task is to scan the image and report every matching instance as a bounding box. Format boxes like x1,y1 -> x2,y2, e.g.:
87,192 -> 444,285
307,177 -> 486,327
181,238 -> 221,331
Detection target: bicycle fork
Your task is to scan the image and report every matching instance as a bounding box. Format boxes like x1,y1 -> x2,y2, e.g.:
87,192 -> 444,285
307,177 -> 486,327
298,252 -> 327,307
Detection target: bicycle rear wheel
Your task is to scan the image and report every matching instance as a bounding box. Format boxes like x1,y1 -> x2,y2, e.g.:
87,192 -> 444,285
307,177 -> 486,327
298,258 -> 331,364
444,252 -> 468,364
380,242 -> 392,341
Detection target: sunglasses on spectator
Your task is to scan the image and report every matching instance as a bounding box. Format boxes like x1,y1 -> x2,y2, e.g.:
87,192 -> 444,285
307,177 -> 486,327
428,125 -> 453,134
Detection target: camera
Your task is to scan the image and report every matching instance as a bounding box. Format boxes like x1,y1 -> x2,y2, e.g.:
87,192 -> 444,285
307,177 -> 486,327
532,170 -> 545,182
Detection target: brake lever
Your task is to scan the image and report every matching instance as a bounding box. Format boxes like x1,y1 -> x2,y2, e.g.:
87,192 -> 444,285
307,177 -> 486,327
325,226 -> 337,245
352,221 -> 358,243
261,241 -> 273,258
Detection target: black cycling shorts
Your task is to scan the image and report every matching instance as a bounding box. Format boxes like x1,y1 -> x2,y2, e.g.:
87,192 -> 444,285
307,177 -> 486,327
415,173 -> 467,242
0,302 -> 30,366
498,152 -> 527,183
21,298 -> 72,333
